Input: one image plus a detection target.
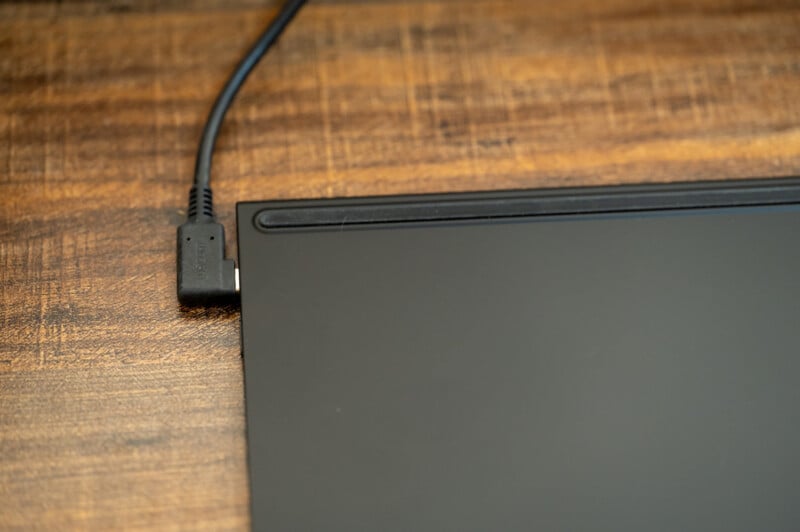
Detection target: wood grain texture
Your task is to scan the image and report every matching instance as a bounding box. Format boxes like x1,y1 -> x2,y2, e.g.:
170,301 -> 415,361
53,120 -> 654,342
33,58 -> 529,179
1,0 -> 799,529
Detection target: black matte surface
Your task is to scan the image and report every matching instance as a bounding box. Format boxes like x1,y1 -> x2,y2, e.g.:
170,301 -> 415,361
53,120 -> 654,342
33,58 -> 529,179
238,197 -> 800,531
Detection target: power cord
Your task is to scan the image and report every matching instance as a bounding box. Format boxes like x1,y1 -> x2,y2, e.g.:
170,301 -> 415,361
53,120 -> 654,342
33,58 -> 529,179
177,0 -> 308,306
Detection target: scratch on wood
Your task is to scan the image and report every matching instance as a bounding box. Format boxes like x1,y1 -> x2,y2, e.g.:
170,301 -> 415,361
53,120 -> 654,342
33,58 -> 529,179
314,21 -> 336,198
686,71 -> 702,125
401,5 -> 421,141
591,23 -> 617,129
421,7 -> 442,143
456,11 -> 480,179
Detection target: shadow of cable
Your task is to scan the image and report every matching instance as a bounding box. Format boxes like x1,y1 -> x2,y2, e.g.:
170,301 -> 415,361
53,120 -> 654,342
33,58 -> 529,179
178,303 -> 241,321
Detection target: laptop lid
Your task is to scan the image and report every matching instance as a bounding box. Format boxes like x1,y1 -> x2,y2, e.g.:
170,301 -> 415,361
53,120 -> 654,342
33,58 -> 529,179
238,179 -> 800,531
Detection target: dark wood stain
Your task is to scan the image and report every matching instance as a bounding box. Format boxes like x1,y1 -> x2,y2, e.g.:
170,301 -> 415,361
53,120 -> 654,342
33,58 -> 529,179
1,0 -> 799,529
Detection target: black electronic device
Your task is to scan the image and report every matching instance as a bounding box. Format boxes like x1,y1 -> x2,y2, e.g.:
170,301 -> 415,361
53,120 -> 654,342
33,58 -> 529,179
237,178 -> 800,531
174,1 -> 800,529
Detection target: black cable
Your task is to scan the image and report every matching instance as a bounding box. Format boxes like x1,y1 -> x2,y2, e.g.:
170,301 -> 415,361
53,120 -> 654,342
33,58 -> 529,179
178,0 -> 308,306
189,0 -> 308,221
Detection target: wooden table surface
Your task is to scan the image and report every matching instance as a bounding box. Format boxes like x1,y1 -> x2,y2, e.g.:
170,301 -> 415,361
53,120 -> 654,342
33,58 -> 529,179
1,0 -> 799,529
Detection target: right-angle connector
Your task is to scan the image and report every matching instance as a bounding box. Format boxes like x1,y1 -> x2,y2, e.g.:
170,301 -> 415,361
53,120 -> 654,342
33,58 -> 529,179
177,221 -> 238,306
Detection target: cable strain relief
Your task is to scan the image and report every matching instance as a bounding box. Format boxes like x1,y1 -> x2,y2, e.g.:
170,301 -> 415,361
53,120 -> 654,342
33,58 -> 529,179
187,185 -> 215,222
